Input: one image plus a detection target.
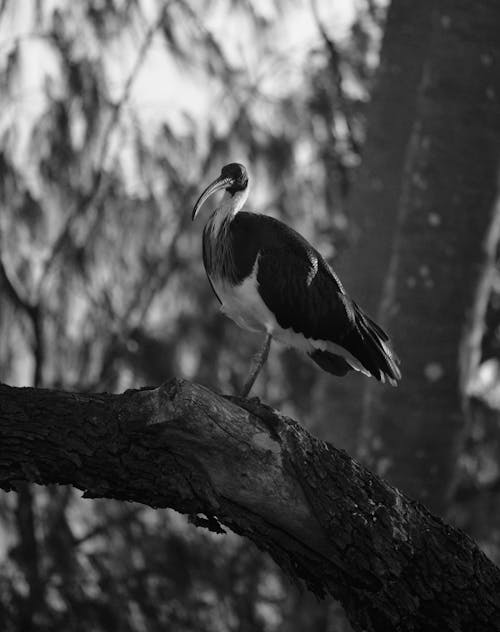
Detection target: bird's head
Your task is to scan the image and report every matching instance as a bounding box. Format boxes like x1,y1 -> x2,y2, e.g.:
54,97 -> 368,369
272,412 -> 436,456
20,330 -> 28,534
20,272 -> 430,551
192,162 -> 249,220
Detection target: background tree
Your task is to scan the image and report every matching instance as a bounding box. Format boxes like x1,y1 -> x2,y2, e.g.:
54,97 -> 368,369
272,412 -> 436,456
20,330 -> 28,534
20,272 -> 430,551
311,0 -> 436,452
359,0 -> 500,517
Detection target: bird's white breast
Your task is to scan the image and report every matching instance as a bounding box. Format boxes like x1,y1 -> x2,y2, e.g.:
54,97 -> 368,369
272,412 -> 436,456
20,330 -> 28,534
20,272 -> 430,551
210,260 -> 273,334
210,257 -> 325,350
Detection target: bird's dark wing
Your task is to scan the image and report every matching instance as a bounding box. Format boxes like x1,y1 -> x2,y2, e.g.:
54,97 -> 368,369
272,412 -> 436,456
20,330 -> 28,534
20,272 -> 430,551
229,212 -> 400,383
229,211 -> 356,341
256,244 -> 357,343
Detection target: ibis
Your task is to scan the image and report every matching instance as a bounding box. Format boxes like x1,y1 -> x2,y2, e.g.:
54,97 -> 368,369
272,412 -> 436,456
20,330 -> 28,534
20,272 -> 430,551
192,162 -> 401,396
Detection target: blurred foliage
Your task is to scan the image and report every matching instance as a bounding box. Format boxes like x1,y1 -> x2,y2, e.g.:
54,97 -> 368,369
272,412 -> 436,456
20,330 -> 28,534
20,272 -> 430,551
0,0 -> 383,629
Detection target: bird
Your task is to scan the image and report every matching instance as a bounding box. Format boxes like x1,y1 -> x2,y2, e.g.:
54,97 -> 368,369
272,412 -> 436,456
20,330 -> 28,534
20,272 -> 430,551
192,162 -> 401,396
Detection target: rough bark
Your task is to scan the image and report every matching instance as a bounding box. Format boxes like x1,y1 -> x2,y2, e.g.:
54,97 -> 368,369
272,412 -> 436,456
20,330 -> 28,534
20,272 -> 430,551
313,0 -> 435,452
360,0 -> 500,514
0,379 -> 499,632
341,0 -> 435,312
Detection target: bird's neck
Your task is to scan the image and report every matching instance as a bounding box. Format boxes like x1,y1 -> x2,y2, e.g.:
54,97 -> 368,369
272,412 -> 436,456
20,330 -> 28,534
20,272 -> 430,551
208,188 -> 248,236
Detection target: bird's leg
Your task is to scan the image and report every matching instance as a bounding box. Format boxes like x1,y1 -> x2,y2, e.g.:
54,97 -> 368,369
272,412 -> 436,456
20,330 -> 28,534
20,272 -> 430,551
241,334 -> 272,397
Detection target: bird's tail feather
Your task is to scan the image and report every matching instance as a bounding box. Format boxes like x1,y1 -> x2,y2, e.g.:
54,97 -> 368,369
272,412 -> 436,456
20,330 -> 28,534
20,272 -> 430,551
341,304 -> 401,386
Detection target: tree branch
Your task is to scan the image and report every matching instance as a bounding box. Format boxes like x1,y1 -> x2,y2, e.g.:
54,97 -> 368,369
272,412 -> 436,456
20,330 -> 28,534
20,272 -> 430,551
37,5 -> 168,289
0,379 -> 499,632
0,259 -> 45,386
0,257 -> 33,313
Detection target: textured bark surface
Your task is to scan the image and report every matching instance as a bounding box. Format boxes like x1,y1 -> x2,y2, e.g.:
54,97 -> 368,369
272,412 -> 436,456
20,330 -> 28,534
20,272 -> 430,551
360,0 -> 500,514
1,379 -> 499,632
313,0 -> 435,452
340,0 -> 435,313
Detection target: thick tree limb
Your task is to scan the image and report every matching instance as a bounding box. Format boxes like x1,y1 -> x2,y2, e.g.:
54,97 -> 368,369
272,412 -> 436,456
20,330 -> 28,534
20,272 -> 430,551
0,379 -> 499,631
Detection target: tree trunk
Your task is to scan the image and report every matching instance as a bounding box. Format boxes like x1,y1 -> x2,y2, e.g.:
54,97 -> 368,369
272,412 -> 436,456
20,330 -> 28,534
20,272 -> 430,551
313,0 -> 435,452
342,0 -> 435,311
360,0 -> 500,515
1,379 -> 499,632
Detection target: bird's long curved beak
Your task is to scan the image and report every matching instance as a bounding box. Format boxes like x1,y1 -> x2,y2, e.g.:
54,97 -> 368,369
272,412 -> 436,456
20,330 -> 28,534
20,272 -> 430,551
192,175 -> 233,220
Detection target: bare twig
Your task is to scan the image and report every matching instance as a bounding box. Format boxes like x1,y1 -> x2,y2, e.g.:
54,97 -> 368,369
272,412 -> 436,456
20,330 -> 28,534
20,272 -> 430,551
0,258 -> 45,385
36,5 -> 170,292
74,505 -> 143,546
0,257 -> 33,312
310,0 -> 361,157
